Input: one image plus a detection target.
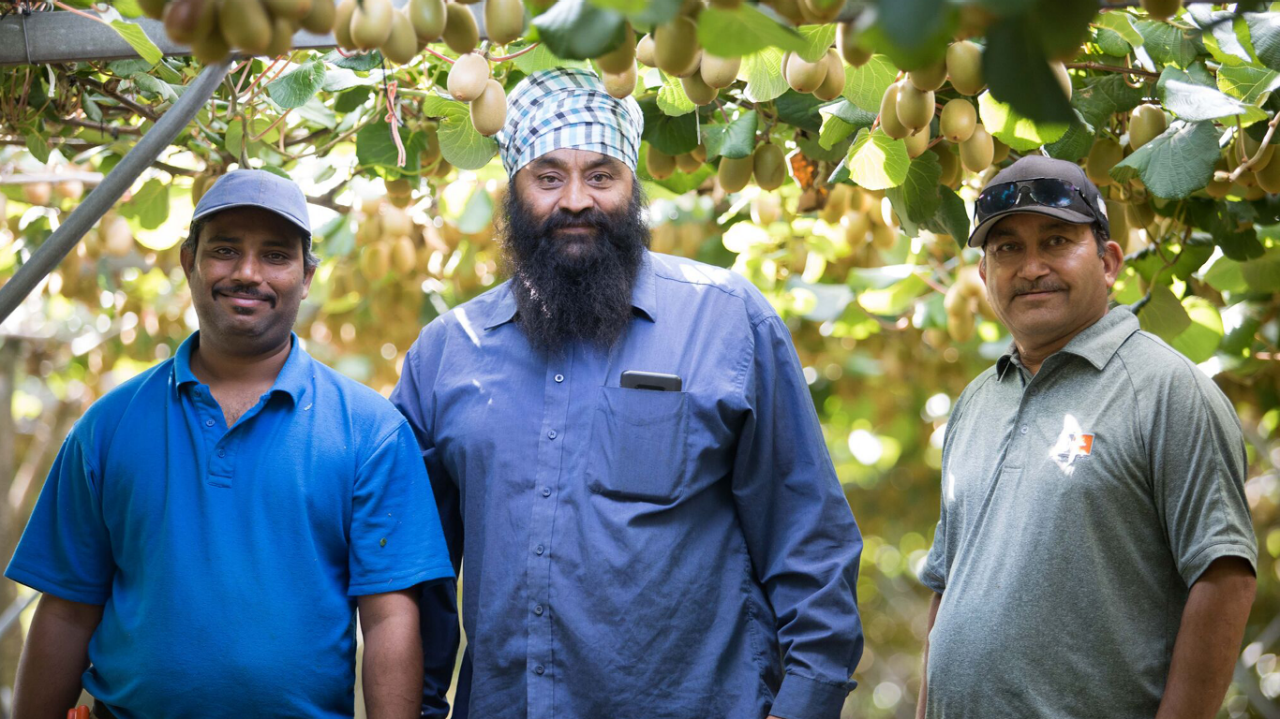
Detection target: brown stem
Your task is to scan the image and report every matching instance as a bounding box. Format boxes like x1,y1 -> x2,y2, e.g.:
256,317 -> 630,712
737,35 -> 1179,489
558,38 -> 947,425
79,77 -> 158,121
1065,62 -> 1160,80
1225,111 -> 1280,183
57,117 -> 144,136
489,43 -> 541,62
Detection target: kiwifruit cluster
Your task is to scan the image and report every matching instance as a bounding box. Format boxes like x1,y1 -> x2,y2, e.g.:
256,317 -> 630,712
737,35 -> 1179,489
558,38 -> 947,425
353,196 -> 423,281
446,52 -> 507,136
143,0 -> 337,63
943,265 -> 992,342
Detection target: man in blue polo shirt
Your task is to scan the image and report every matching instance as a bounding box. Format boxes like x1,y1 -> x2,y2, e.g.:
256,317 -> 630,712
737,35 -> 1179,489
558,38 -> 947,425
5,170 -> 453,719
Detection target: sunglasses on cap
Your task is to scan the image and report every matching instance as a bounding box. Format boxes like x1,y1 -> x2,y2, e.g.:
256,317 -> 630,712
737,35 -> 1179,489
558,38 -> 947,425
975,178 -> 1098,225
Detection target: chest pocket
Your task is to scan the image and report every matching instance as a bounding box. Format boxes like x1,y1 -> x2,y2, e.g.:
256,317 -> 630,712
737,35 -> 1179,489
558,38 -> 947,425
586,386 -> 689,502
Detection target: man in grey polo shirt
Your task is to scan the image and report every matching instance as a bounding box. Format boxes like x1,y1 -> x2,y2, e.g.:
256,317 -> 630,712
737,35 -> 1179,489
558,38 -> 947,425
916,156 -> 1257,719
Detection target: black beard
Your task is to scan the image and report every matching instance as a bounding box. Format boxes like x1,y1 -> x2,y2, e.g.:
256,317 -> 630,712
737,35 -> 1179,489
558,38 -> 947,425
500,182 -> 649,356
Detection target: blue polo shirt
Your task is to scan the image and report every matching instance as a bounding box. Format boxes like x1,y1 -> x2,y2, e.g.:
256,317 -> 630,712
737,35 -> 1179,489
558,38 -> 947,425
6,333 -> 454,719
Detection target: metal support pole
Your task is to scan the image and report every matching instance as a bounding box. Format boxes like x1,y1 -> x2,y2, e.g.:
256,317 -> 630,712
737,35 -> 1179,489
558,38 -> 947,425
0,60 -> 231,326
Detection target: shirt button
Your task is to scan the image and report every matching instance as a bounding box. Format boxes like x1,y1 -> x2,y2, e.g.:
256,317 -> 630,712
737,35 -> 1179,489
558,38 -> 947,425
534,665 -> 545,676
535,545 -> 545,555
554,374 -> 564,383
205,419 -> 215,427
1020,426 -> 1029,435
534,604 -> 544,616
217,449 -> 226,458
541,487 -> 551,497
548,430 -> 557,439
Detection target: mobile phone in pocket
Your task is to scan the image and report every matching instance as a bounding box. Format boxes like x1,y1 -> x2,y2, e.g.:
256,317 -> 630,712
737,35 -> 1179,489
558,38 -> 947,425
620,370 -> 682,392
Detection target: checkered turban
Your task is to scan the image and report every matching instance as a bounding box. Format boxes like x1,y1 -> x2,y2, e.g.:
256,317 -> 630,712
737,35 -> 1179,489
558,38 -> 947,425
496,68 -> 644,178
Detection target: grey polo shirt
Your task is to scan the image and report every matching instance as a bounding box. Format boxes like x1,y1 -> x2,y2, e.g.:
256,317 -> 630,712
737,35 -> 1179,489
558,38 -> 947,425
920,306 -> 1257,719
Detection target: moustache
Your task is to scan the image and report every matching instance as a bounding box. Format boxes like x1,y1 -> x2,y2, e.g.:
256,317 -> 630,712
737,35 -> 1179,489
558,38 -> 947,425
539,208 -> 612,236
1011,282 -> 1067,297
214,283 -> 277,307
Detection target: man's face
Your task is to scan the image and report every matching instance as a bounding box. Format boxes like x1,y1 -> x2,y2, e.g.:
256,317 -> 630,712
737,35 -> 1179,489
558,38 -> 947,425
513,148 -> 635,262
979,212 -> 1123,349
181,207 -> 314,355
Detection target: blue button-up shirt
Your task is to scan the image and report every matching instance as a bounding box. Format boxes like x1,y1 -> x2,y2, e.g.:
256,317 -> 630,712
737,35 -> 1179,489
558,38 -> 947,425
7,333 -> 454,718
392,252 -> 863,719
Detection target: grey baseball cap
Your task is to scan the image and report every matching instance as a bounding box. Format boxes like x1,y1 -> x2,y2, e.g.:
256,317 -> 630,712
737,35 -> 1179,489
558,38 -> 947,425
967,155 -> 1108,248
192,169 -> 312,249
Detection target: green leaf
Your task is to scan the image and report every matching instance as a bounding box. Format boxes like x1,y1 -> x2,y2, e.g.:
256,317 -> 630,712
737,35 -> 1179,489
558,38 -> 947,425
108,20 -> 162,66
1109,121 -> 1221,200
129,72 -> 179,102
819,101 -> 876,150
1136,283 -> 1192,341
1241,246 -> 1280,292
742,48 -> 790,103
1202,256 -> 1250,294
1216,64 -> 1280,104
774,90 -> 825,133
1133,18 -> 1201,69
983,15 -> 1074,124
1187,7 -> 1254,66
1072,74 -> 1148,132
436,115 -> 498,171
457,187 -> 494,235
638,96 -> 699,155
120,179 -> 169,230
797,24 -> 837,63
796,131 -> 852,163
296,96 -> 337,130
696,5 -> 807,58
841,54 -> 897,113
657,73 -> 696,117
266,60 -> 326,110
1245,12 -> 1280,72
702,110 -> 758,160
1168,296 -> 1224,363
1156,65 -> 1248,121
845,128 -> 910,191
977,91 -> 1069,151
224,117 -> 280,160
334,87 -> 373,113
819,116 -> 858,151
356,120 -> 416,170
511,43 -> 590,74
871,0 -> 951,70
1095,28 -> 1131,58
324,50 -> 384,71
1094,11 -> 1144,48
885,152 -> 943,237
1043,111 -> 1093,162
921,185 -> 970,243
856,273 -> 929,315
532,0 -> 626,60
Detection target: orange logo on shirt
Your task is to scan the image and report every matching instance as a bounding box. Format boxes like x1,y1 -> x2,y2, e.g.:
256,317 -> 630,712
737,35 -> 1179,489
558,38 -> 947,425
1074,433 -> 1094,456
1050,416 -> 1095,475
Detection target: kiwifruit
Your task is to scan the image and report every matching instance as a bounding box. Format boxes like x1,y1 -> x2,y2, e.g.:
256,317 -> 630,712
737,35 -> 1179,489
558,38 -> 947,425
392,236 -> 417,274
163,0 -> 212,44
406,0 -> 445,41
904,126 -> 930,159
836,21 -> 871,67
1243,131 -> 1276,172
909,59 -> 947,92
691,143 -> 707,162
895,82 -> 934,132
843,211 -> 870,245
798,0 -> 841,23
192,25 -> 232,62
700,53 -> 741,90
960,124 -> 994,173
1085,137 -> 1123,187
219,0 -> 272,54
654,17 -> 700,77
1128,104 -> 1166,151
139,0 -> 167,19
265,15 -> 297,56
298,0 -> 334,33
470,80 -> 507,137
752,193 -> 781,225
264,0 -> 311,20
675,152 -> 703,173
870,223 -> 896,250
442,3 -> 480,53
359,242 -> 392,281
991,137 -> 1010,164
717,155 -> 754,193
386,178 -> 413,197
636,33 -> 656,67
602,64 -> 637,99
946,40 -> 984,95
103,216 -> 134,258
878,83 -> 910,140
813,49 -> 846,101
1106,199 -> 1129,245
647,146 -> 677,180
681,72 -> 718,105
753,143 -> 786,190
380,10 -> 418,64
1050,61 -> 1072,100
935,144 -> 961,187
821,183 -> 851,223
350,0 -> 393,50
939,99 -> 976,143
382,206 -> 412,236
421,124 -> 440,165
334,0 -> 357,49
1256,150 -> 1280,192
784,52 -> 827,94
484,0 -> 525,45
448,53 -> 490,101
21,182 -> 50,206
1140,0 -> 1181,21
596,22 -> 635,75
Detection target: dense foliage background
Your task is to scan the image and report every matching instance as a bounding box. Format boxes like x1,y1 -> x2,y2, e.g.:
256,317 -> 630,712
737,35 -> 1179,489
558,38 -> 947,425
1,0 -> 1279,716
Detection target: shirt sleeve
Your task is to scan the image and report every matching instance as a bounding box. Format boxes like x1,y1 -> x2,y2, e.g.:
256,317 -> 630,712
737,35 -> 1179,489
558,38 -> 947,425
348,419 -> 455,597
389,325 -> 465,719
731,315 -> 863,719
4,430 -> 114,605
1147,365 -> 1258,586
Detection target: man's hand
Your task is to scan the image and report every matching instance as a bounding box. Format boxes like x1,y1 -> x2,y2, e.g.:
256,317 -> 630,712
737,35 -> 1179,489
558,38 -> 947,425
358,588 -> 423,719
12,593 -> 103,718
1155,556 -> 1255,719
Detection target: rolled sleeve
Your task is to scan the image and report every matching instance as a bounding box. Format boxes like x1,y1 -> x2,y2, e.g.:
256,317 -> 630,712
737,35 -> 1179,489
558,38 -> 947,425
732,315 -> 863,719
4,431 -> 114,605
347,420 -> 454,596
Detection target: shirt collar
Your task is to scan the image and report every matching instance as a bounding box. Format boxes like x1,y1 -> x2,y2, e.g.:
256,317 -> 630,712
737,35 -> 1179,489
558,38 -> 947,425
997,306 -> 1140,380
172,331 -> 311,406
483,252 -> 659,330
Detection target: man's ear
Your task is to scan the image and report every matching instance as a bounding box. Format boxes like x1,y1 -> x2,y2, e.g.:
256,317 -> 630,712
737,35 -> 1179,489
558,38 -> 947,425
179,239 -> 195,279
301,263 -> 316,300
1102,240 -> 1124,287
978,252 -> 987,282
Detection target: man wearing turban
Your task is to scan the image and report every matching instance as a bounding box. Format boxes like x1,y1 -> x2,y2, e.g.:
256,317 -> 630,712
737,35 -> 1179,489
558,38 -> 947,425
392,68 -> 865,719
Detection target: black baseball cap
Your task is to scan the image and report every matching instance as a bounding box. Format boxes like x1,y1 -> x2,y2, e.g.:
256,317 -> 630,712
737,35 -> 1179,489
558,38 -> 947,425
967,155 -> 1109,248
